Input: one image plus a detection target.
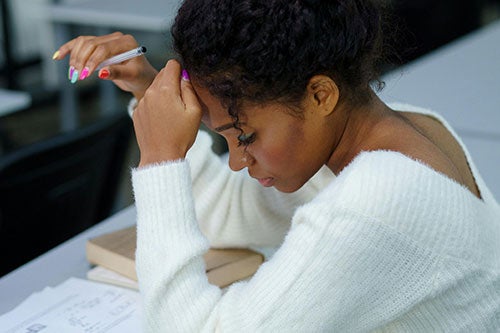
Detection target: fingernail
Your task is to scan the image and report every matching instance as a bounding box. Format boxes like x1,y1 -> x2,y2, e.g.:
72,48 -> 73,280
71,70 -> 79,84
98,68 -> 110,79
52,50 -> 60,60
181,69 -> 190,81
79,67 -> 90,80
68,66 -> 75,80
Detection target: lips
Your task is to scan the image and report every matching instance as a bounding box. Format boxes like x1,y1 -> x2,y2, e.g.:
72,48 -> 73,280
249,171 -> 276,187
257,177 -> 275,187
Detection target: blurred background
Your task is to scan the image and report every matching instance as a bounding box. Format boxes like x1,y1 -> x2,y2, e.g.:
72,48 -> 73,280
0,0 -> 499,276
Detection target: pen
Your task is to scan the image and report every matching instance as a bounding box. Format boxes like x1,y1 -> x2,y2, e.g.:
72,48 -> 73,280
97,46 -> 147,70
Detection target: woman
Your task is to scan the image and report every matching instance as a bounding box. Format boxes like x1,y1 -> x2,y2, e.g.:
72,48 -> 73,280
55,0 -> 500,331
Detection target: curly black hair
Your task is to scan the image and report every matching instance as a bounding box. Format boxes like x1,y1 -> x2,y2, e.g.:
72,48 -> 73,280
172,0 -> 386,118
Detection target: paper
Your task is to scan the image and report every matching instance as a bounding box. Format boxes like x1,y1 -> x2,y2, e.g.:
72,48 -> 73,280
0,278 -> 141,333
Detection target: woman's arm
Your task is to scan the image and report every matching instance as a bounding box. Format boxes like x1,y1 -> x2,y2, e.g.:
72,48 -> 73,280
128,95 -> 334,249
56,32 -> 333,248
133,158 -> 440,332
130,64 -> 439,331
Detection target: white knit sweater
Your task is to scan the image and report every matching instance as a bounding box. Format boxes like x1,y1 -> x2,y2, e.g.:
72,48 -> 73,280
132,104 -> 500,332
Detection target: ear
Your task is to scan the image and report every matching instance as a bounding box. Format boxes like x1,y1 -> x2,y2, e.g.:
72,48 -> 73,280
306,75 -> 340,117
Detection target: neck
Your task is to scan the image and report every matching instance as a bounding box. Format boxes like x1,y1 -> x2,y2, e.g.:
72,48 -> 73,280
325,94 -> 394,174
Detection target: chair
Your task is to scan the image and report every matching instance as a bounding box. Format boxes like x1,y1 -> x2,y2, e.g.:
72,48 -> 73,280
0,111 -> 133,276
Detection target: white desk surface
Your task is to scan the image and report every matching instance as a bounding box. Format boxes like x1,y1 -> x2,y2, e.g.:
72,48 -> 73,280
0,89 -> 31,117
0,205 -> 136,315
49,0 -> 181,32
380,19 -> 500,137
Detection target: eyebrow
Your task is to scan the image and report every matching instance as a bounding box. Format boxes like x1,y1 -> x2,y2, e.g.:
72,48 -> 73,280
214,123 -> 235,132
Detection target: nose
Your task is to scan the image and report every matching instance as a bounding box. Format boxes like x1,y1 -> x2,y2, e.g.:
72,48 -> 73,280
227,143 -> 253,171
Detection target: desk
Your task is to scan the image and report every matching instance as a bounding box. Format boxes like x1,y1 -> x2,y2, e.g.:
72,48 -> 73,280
0,205 -> 136,315
48,0 -> 181,131
379,19 -> 500,200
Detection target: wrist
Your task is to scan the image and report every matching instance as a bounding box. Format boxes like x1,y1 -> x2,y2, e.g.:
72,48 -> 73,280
138,151 -> 186,168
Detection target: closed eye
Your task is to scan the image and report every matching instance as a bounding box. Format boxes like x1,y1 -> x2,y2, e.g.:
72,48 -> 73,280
237,132 -> 256,147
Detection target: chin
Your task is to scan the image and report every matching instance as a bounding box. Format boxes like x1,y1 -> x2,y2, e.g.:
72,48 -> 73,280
273,181 -> 306,193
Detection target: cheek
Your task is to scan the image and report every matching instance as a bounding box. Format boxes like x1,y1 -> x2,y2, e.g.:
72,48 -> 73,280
252,123 -> 305,168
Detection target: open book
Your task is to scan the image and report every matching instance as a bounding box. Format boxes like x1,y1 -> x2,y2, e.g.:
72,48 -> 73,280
86,226 -> 264,288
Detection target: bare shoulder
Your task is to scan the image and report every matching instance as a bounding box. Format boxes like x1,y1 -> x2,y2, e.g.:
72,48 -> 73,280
372,111 -> 480,198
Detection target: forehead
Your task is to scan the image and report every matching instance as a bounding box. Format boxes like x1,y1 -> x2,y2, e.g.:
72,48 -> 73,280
192,81 -> 302,133
192,82 -> 234,130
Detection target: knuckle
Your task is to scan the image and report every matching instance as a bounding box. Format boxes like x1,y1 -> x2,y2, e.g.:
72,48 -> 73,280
74,36 -> 84,44
86,37 -> 97,47
74,35 -> 90,44
122,34 -> 138,46
93,44 -> 108,58
86,46 -> 107,68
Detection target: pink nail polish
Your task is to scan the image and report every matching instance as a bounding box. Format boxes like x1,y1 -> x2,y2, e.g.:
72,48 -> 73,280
181,69 -> 190,81
79,67 -> 90,80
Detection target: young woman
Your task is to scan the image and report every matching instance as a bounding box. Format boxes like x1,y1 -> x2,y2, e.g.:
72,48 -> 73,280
55,0 -> 500,331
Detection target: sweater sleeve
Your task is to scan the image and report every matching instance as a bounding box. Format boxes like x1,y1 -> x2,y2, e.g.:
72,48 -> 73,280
184,130 -> 334,248
132,159 -> 441,332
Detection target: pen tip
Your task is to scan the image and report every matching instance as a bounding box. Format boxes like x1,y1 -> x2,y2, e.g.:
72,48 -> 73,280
140,46 -> 147,53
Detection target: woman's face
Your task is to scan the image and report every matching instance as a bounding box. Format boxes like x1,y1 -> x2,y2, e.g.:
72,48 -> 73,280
194,84 -> 335,193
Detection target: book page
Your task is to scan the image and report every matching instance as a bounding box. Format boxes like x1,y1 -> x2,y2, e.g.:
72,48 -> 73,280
87,266 -> 139,290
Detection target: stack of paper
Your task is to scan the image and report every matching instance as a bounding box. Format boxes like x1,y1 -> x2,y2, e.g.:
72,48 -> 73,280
87,265 -> 139,290
0,278 -> 141,332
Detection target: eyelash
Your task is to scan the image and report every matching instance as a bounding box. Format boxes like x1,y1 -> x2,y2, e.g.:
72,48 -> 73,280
237,132 -> 256,147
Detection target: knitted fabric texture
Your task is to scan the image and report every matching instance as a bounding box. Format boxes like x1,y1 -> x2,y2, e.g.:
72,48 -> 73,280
132,105 -> 500,332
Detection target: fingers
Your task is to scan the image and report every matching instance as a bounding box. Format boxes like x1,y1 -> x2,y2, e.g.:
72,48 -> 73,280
132,60 -> 202,165
55,32 -> 122,68
180,70 -> 202,119
149,60 -> 181,93
55,32 -> 121,60
153,60 -> 202,117
53,32 -> 139,83
84,34 -> 139,74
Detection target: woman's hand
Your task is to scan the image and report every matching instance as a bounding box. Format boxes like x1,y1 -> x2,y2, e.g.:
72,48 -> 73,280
133,60 -> 202,167
53,32 -> 158,100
